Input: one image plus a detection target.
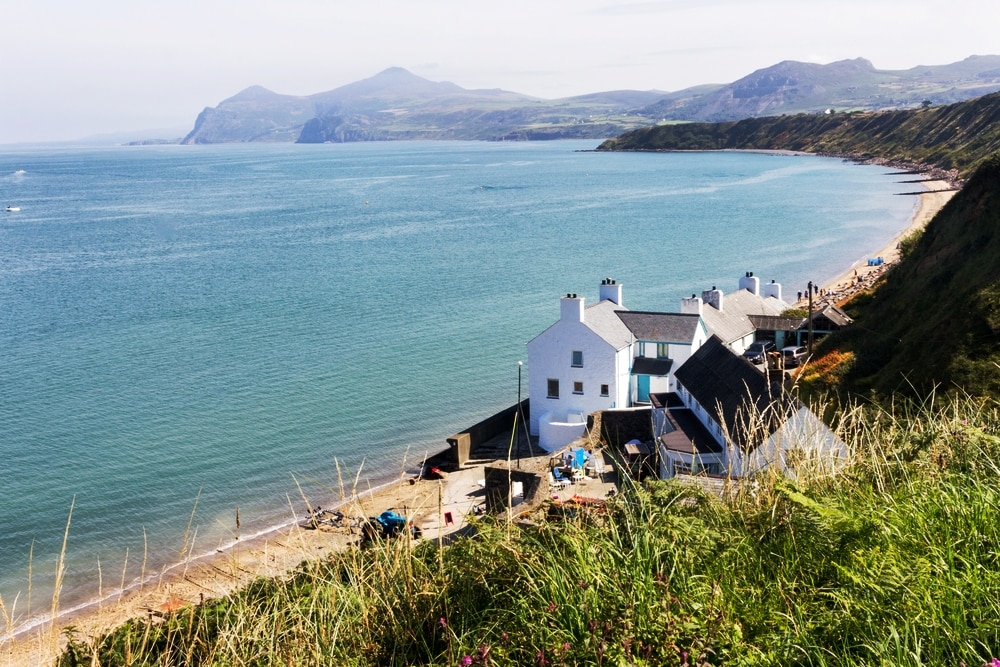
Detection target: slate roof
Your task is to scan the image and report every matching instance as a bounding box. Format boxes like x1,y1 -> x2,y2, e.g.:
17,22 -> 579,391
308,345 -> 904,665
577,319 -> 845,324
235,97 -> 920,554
631,357 -> 673,376
674,335 -> 796,451
659,407 -> 723,455
811,304 -> 853,328
699,290 -> 786,345
615,311 -> 701,343
749,314 -> 807,332
650,392 -> 685,410
582,300 -> 634,350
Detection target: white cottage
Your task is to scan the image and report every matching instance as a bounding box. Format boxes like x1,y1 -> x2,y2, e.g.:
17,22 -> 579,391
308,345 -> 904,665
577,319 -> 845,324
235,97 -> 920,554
680,272 -> 787,355
615,311 -> 708,402
526,274 -> 790,452
527,280 -> 634,451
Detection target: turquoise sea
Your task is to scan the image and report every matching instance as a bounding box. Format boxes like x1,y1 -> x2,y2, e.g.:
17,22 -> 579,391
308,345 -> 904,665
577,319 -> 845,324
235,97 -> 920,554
0,140 -> 914,632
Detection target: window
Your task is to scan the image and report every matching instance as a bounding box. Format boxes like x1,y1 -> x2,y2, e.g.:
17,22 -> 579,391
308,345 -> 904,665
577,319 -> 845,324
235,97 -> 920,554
657,343 -> 669,359
573,381 -> 584,395
547,379 -> 559,398
600,384 -> 609,397
571,350 -> 583,367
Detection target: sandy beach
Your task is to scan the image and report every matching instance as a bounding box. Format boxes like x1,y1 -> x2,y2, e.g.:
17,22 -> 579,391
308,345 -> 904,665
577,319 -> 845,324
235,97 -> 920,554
795,180 -> 957,307
1,459 -> 497,667
1,179 -> 959,667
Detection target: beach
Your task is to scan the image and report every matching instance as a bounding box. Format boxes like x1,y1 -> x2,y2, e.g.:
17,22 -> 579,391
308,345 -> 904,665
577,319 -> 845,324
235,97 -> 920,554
796,180 -> 957,307
2,456 -> 498,666
1,178 -> 958,667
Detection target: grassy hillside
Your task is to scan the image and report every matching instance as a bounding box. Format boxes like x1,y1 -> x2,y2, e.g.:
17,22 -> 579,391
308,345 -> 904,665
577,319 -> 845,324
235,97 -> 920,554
57,397 -> 1000,666
803,154 -> 1000,399
599,91 -> 1000,180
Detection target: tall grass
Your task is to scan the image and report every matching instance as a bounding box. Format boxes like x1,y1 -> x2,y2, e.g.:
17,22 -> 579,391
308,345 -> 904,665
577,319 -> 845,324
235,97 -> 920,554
56,394 -> 1000,666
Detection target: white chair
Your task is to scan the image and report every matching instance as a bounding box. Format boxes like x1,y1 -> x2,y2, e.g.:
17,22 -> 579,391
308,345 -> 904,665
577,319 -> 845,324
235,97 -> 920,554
549,472 -> 570,489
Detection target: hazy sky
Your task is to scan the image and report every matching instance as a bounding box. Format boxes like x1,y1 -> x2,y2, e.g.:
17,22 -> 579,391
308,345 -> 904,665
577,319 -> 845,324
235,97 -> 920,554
1,0 -> 997,144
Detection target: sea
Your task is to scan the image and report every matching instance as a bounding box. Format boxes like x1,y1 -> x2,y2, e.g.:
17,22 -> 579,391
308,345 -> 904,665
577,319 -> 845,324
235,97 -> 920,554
0,140 -> 915,634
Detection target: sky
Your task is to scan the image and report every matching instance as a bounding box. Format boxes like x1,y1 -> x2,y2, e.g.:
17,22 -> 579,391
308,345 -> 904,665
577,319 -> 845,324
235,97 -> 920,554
1,0 -> 998,145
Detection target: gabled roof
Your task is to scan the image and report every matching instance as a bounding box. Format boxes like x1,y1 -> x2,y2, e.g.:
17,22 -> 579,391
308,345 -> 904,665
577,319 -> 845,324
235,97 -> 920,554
584,300 -> 634,350
810,304 -> 853,328
527,298 -> 634,350
674,335 -> 796,451
700,290 -> 786,344
615,311 -> 701,343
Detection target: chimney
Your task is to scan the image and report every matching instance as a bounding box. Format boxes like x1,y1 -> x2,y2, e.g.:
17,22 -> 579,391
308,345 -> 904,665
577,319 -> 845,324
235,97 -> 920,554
738,271 -> 760,296
560,293 -> 585,323
680,293 -> 703,316
599,277 -> 623,307
702,286 -> 724,312
762,279 -> 783,301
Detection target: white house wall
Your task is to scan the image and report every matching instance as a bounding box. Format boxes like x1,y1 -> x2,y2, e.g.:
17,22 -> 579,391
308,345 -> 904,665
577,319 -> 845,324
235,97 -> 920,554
527,322 -> 623,445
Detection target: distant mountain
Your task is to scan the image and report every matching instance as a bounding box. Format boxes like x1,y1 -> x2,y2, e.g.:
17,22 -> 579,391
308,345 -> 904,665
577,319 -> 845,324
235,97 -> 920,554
179,58 -> 1000,144
640,55 -> 1000,122
182,68 -> 664,144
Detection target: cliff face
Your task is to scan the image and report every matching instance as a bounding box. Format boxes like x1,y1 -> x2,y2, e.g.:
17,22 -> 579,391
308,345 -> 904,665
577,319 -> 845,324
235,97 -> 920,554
838,155 -> 1000,397
182,87 -> 316,144
599,91 -> 1000,180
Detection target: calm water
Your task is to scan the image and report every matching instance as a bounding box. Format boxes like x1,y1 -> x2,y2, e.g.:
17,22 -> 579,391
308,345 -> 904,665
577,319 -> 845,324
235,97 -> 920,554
0,140 -> 914,629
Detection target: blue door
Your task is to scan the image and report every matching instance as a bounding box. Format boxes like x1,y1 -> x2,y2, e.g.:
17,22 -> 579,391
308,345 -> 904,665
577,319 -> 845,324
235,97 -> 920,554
637,375 -> 650,403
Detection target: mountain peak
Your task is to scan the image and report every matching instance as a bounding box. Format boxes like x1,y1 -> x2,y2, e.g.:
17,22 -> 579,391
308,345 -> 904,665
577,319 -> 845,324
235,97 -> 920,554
225,85 -> 282,103
319,67 -> 464,100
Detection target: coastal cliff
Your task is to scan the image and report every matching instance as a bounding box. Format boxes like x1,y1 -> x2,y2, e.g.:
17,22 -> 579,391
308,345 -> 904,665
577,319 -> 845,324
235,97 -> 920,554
818,154 -> 1000,397
598,90 -> 1000,181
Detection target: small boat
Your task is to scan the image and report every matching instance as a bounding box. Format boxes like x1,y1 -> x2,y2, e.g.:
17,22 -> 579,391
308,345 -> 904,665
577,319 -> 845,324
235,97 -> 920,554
5,206 -> 20,212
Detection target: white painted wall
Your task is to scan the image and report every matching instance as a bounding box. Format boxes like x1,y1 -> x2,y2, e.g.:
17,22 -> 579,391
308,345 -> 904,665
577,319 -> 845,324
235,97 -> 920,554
527,298 -> 626,450
538,415 -> 588,453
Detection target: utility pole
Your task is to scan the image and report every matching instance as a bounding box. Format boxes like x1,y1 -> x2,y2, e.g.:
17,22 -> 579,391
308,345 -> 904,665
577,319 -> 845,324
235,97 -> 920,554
807,281 -> 814,355
516,361 -> 523,468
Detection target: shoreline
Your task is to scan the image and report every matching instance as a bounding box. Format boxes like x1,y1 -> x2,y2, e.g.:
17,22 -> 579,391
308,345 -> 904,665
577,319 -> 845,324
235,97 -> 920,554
3,451 -> 492,667
795,180 -> 956,307
2,178 -> 960,667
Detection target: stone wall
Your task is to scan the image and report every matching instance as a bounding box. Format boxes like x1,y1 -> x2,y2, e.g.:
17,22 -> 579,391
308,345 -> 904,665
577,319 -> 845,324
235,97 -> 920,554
447,399 -> 530,466
587,407 -> 653,449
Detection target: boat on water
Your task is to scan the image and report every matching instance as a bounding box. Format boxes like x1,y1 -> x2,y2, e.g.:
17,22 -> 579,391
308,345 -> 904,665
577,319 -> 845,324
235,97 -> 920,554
6,205 -> 20,212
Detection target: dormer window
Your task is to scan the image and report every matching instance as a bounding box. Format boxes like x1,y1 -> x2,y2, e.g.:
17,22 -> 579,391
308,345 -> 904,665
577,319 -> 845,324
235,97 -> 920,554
571,350 -> 584,367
